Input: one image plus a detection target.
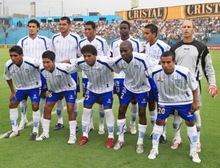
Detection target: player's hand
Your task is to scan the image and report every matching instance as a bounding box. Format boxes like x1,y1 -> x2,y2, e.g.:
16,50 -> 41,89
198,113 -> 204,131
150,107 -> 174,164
207,84 -> 218,99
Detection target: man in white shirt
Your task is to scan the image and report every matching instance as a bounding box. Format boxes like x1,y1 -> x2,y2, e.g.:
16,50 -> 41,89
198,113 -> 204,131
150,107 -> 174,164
36,50 -> 77,144
147,51 -> 201,163
4,46 -> 41,140
113,40 -> 157,154
17,19 -> 51,131
50,16 -> 81,131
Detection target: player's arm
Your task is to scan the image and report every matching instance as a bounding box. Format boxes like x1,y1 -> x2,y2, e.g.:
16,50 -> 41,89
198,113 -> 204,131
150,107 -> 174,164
191,88 -> 198,112
6,79 -> 16,100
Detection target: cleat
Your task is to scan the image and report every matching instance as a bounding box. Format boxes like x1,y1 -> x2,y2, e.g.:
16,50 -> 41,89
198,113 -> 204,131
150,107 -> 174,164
76,126 -> 79,133
197,142 -> 201,153
148,148 -> 159,159
171,139 -> 182,149
190,152 -> 201,163
113,140 -> 124,150
106,138 -> 114,148
54,123 -> 64,131
78,136 -> 89,146
68,135 -> 77,145
4,131 -> 19,139
130,123 -> 137,135
136,144 -> 144,154
18,120 -> 28,130
30,132 -> 38,140
98,123 -> 105,135
159,135 -> 167,144
36,132 -> 49,141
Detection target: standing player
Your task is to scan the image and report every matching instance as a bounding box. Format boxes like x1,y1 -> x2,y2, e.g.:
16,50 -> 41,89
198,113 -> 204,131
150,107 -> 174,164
111,20 -> 143,135
66,45 -> 115,148
50,16 -> 81,131
147,51 -> 201,163
78,21 -> 111,134
143,23 -> 170,143
170,20 -> 218,152
4,46 -> 41,140
17,19 -> 51,130
36,51 -> 77,144
113,41 -> 157,154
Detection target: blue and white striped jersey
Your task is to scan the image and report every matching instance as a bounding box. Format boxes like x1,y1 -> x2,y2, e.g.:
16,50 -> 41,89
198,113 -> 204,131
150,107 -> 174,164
151,65 -> 198,105
50,32 -> 80,62
145,39 -> 170,60
17,35 -> 51,60
40,63 -> 76,93
111,37 -> 143,79
69,56 -> 114,94
4,57 -> 41,90
114,52 -> 157,93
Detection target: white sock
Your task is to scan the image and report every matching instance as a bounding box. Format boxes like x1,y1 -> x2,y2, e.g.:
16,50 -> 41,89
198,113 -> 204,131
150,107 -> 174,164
137,124 -> 147,144
69,120 -> 77,137
40,98 -> 46,114
10,108 -> 19,133
117,119 -> 126,142
104,109 -> 114,138
149,110 -> 157,127
20,101 -> 28,122
173,111 -> 182,141
82,108 -> 92,137
42,118 -> 50,135
56,100 -> 63,124
194,110 -> 201,143
152,124 -> 163,151
130,103 -> 137,125
162,118 -> 167,139
32,110 -> 41,134
99,104 -> 105,124
187,125 -> 198,154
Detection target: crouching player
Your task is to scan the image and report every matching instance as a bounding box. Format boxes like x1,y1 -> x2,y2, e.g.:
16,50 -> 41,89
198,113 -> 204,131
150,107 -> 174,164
36,50 -> 77,144
148,51 -> 201,163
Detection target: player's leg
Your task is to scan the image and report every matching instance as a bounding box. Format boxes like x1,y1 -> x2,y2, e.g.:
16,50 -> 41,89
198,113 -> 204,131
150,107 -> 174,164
78,90 -> 95,146
148,105 -> 171,159
171,110 -> 183,149
64,90 -> 77,145
29,88 -> 41,140
194,109 -> 201,152
178,104 -> 201,163
98,103 -> 105,134
130,100 -> 137,135
136,92 -> 148,154
18,99 -> 28,130
40,73 -> 47,115
114,88 -> 132,150
36,91 -> 57,141
101,91 -> 114,148
54,99 -> 64,130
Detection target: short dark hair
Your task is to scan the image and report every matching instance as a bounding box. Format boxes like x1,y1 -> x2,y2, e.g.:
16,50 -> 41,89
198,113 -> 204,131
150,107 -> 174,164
42,50 -> 56,61
81,45 -> 97,56
144,24 -> 158,37
161,51 -> 175,61
85,21 -> 96,29
28,19 -> 40,28
60,16 -> 71,24
120,20 -> 131,30
9,45 -> 23,55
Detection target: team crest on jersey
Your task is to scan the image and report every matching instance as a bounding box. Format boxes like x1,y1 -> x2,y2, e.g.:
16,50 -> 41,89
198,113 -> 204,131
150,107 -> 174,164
24,42 -> 29,46
157,77 -> 163,82
134,65 -> 139,69
175,79 -> 182,84
55,39 -> 60,43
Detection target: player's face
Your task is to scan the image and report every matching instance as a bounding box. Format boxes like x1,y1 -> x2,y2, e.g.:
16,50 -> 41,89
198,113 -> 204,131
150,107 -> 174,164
143,28 -> 156,42
161,56 -> 175,74
84,25 -> 96,39
10,52 -> 23,65
28,23 -> 39,36
43,58 -> 55,72
59,20 -> 71,34
181,20 -> 195,39
83,52 -> 96,66
120,45 -> 133,63
120,23 -> 130,37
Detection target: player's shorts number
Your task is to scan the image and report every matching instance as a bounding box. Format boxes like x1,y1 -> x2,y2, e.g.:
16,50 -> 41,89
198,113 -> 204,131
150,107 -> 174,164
158,107 -> 165,114
120,93 -> 124,99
